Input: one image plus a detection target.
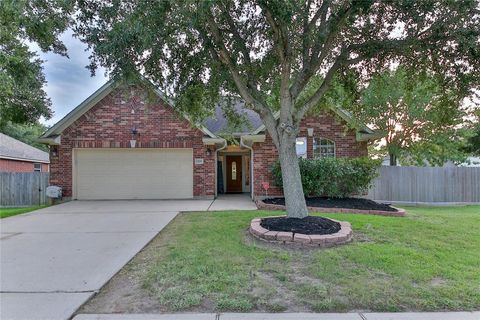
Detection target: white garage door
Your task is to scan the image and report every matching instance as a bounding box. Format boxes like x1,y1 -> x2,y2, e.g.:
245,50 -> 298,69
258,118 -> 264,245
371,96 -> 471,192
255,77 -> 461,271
74,148 -> 193,200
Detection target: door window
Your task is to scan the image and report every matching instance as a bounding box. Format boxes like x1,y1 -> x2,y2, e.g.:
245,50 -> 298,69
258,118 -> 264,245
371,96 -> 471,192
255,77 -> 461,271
232,161 -> 237,180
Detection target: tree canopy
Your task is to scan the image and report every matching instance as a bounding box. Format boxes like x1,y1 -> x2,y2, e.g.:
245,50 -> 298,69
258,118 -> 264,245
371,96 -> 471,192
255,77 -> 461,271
72,0 -> 480,217
345,67 -> 470,166
0,0 -> 72,126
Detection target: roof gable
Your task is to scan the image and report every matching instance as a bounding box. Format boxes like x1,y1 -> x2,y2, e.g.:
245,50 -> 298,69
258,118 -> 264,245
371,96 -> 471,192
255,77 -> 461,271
40,79 -> 216,141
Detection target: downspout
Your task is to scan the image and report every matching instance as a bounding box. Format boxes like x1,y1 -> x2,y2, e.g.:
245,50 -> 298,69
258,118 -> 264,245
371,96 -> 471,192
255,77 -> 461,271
215,139 -> 228,198
240,136 -> 255,200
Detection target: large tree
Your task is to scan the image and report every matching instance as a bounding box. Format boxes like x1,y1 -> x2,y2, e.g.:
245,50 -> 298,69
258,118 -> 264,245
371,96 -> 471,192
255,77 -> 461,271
347,67 -> 469,166
0,0 -> 72,126
74,0 -> 480,218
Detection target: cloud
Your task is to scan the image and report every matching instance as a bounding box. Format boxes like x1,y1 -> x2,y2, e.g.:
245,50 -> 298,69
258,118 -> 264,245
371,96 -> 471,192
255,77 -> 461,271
31,29 -> 109,126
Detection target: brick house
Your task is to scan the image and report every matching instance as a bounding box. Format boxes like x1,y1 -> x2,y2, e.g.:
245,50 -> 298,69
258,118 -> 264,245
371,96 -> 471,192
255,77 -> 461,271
0,133 -> 49,172
39,79 -> 380,201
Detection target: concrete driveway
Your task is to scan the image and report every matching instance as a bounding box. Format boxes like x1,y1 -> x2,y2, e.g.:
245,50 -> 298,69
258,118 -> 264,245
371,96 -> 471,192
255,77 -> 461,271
0,200 -> 213,320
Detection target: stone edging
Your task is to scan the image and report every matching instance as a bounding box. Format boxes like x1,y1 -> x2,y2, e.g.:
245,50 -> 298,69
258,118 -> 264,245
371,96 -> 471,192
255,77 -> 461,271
256,200 -> 406,217
249,216 -> 352,247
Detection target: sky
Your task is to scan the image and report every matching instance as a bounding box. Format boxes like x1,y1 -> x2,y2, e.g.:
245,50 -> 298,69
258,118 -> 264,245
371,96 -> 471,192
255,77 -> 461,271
31,30 -> 109,127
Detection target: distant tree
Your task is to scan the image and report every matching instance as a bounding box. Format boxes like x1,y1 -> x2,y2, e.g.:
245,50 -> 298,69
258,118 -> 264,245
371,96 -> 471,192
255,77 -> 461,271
346,68 -> 469,166
74,0 -> 480,217
0,122 -> 49,152
463,110 -> 480,156
401,129 -> 470,166
0,0 -> 72,126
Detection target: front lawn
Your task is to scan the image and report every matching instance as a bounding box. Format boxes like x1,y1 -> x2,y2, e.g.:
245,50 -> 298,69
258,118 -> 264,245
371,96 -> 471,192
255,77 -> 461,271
0,206 -> 47,219
81,206 -> 480,313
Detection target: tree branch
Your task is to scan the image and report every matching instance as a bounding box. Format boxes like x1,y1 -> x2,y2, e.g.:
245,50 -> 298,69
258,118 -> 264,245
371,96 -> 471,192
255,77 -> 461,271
291,2 -> 351,99
202,10 -> 280,144
258,1 -> 290,63
295,50 -> 363,123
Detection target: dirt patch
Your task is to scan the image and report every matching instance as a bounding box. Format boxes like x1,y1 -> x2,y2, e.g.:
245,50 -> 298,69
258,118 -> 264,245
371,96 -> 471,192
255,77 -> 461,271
264,197 -> 398,212
261,216 -> 341,235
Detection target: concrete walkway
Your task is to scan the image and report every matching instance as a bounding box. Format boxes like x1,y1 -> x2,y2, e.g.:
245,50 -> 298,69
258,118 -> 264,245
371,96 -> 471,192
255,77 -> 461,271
0,200 -> 213,320
208,194 -> 258,211
73,312 -> 480,320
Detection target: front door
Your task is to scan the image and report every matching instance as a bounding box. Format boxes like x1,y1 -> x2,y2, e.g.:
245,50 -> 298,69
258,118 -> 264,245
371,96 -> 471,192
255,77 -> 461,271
226,155 -> 243,193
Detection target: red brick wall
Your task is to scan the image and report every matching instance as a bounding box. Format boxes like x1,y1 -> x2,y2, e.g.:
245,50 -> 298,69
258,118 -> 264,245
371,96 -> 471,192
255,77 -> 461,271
252,111 -> 368,198
0,159 -> 49,172
49,85 -> 215,198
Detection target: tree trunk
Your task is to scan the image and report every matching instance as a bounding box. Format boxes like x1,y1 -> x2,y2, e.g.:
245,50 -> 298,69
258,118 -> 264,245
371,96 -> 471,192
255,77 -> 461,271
277,135 -> 309,219
389,153 -> 397,166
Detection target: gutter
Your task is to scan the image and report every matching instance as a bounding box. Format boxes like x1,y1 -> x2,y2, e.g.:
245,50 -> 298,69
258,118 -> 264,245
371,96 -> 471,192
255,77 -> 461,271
0,155 -> 50,164
37,135 -> 61,145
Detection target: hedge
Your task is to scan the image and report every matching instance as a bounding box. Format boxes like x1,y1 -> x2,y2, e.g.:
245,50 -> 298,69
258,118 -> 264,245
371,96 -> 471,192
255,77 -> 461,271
271,157 -> 381,198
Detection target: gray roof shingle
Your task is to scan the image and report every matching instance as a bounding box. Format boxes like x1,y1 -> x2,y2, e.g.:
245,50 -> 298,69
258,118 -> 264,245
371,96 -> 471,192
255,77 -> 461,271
0,133 -> 49,163
204,99 -> 263,135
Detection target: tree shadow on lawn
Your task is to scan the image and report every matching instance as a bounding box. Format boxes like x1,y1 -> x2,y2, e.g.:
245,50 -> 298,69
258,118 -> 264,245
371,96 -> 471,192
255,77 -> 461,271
79,207 -> 480,314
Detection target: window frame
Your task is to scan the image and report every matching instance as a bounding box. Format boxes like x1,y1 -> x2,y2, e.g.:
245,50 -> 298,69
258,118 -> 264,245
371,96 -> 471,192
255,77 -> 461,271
313,137 -> 336,159
295,137 -> 308,159
33,163 -> 42,172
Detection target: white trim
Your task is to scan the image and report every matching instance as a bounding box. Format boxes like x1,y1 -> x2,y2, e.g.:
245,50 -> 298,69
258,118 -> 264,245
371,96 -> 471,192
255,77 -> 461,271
203,138 -> 226,145
37,135 -> 61,146
214,139 -> 228,197
0,155 -> 50,164
241,134 -> 266,143
240,136 -> 255,200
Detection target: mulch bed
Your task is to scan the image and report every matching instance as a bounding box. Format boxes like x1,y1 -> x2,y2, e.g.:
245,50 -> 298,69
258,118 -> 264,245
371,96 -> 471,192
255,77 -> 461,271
263,197 -> 398,212
260,216 -> 341,235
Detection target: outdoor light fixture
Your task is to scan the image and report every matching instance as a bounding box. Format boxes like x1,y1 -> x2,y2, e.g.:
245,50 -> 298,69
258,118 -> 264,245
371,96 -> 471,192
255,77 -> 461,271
307,128 -> 314,137
130,127 -> 138,148
50,145 -> 58,157
206,148 -> 212,156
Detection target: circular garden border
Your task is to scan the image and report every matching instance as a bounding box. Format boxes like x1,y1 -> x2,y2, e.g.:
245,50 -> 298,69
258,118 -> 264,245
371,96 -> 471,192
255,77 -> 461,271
249,215 -> 353,247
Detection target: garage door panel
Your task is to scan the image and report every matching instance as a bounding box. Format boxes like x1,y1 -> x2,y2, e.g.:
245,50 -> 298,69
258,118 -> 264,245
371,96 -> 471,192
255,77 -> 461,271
74,149 -> 193,200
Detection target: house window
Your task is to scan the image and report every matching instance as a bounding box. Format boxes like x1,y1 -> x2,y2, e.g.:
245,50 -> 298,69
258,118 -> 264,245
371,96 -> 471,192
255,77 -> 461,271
34,163 -> 42,172
313,138 -> 335,158
296,137 -> 307,159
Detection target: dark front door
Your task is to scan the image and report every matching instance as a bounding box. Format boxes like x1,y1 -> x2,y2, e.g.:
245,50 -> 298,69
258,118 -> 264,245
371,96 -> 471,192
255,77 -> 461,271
226,155 -> 242,193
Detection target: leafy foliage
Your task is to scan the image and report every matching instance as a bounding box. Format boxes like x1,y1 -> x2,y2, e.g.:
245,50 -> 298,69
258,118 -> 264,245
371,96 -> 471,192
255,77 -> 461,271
271,157 -> 381,198
345,67 -> 471,165
73,0 -> 480,138
73,0 -> 479,216
0,0 -> 72,125
463,110 -> 480,156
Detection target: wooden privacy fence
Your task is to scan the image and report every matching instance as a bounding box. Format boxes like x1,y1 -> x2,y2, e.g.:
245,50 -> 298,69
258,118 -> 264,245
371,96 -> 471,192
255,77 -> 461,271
366,166 -> 480,203
0,172 -> 49,207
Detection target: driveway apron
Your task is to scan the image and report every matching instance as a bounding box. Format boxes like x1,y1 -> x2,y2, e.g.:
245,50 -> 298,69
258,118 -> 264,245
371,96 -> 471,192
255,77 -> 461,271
0,200 -> 212,320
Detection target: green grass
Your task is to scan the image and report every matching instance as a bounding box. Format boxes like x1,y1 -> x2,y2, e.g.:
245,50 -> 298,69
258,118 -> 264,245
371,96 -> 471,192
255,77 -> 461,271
142,206 -> 480,312
0,205 -> 47,219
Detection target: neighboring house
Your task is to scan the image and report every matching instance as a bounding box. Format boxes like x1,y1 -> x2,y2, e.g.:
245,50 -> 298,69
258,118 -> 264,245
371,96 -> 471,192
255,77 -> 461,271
0,133 -> 49,172
39,79 -> 381,201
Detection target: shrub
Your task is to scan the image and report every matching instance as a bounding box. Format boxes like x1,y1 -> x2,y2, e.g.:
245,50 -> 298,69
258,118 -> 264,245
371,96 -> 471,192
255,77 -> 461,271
271,157 -> 381,198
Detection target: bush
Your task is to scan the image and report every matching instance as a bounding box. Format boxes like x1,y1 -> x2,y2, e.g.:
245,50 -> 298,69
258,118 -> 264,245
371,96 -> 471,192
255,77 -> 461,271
271,157 -> 381,198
